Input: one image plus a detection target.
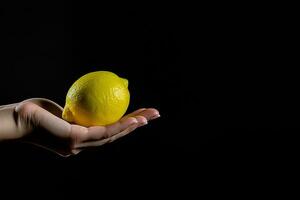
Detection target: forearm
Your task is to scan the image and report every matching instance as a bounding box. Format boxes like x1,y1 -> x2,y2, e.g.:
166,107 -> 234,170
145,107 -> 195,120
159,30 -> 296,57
0,103 -> 24,141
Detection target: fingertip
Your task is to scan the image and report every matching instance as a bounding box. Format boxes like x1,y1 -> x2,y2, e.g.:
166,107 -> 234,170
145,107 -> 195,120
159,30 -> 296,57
149,114 -> 160,120
126,117 -> 139,125
145,108 -> 160,120
146,108 -> 160,116
135,115 -> 148,126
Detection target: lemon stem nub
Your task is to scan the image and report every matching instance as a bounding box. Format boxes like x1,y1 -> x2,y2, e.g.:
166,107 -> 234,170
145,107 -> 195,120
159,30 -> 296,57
122,78 -> 128,88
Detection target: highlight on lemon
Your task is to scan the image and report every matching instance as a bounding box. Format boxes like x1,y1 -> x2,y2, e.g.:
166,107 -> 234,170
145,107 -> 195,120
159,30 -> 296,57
62,71 -> 130,127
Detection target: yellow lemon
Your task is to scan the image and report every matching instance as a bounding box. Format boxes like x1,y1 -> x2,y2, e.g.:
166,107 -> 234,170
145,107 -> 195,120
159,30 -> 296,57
62,71 -> 130,126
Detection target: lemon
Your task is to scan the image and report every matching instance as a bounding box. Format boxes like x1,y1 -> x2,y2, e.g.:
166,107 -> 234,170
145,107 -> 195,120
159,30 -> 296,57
62,71 -> 130,127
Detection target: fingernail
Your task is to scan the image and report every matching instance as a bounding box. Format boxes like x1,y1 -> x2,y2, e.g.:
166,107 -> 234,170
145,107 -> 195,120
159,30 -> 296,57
150,114 -> 160,120
137,121 -> 147,127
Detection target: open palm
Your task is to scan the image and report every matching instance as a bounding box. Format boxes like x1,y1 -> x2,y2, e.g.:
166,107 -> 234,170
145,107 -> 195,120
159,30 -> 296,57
15,98 -> 160,157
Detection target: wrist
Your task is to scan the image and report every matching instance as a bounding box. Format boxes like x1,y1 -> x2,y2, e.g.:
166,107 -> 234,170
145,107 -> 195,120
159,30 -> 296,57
0,103 -> 22,141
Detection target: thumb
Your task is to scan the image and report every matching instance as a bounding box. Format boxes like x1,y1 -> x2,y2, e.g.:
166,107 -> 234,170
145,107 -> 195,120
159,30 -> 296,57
16,102 -> 71,139
21,98 -> 63,118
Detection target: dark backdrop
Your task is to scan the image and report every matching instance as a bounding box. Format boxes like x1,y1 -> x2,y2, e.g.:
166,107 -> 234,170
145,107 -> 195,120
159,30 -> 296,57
0,2 -> 296,197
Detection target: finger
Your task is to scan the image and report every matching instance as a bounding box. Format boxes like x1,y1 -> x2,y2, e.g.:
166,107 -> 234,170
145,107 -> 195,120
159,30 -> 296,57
121,108 -> 147,119
109,123 -> 139,142
79,117 -> 138,142
101,116 -> 138,137
134,115 -> 148,127
128,108 -> 160,121
23,98 -> 64,117
74,123 -> 139,148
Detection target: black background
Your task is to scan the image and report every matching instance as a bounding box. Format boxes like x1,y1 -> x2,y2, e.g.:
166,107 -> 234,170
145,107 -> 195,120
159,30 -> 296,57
0,2 -> 297,197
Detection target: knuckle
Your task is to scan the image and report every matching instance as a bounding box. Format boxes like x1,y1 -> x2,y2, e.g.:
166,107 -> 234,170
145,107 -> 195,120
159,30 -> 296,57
16,102 -> 39,129
17,102 -> 36,117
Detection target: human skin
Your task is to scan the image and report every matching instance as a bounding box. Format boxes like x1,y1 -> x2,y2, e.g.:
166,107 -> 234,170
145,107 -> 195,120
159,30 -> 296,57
0,98 -> 160,157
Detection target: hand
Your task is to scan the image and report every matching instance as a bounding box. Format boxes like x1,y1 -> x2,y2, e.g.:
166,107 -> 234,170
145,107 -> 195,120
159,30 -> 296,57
0,98 -> 160,157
